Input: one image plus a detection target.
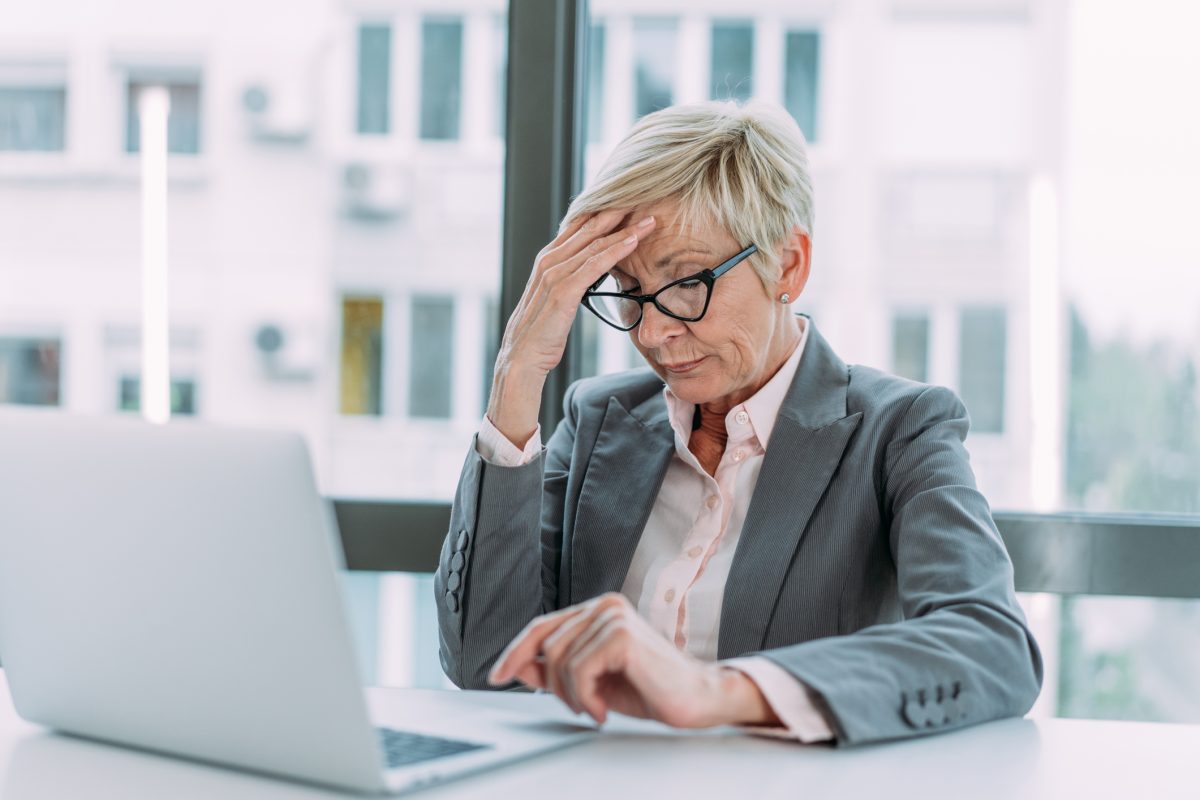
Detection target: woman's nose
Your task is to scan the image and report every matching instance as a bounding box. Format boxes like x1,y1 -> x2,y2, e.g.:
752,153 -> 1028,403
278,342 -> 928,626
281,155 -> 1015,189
636,302 -> 686,350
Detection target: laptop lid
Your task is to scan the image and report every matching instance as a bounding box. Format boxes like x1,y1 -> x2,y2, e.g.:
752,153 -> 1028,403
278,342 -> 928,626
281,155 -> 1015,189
0,409 -> 389,794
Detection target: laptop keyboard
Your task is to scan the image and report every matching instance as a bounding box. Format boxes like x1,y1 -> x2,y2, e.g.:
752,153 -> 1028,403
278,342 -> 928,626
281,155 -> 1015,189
376,727 -> 491,769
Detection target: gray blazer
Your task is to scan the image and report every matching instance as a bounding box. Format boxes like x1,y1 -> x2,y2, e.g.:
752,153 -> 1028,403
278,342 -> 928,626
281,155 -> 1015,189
435,320 -> 1042,746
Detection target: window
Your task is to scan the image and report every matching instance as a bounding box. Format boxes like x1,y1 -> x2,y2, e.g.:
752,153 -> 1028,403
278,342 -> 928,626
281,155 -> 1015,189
632,18 -> 677,120
125,79 -> 202,154
0,87 -> 66,151
892,314 -> 930,383
958,307 -> 1007,433
420,18 -> 464,140
0,338 -> 61,406
408,295 -> 454,419
340,297 -> 384,416
587,22 -> 606,143
357,24 -> 391,135
710,21 -> 754,102
784,31 -> 820,142
118,376 -> 197,415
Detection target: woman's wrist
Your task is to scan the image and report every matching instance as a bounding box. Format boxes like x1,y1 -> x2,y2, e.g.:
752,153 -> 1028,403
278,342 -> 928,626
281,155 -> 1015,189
716,667 -> 783,728
486,361 -> 547,450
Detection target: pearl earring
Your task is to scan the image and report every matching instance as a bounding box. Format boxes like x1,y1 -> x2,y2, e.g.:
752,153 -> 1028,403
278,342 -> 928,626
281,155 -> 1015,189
779,293 -> 790,304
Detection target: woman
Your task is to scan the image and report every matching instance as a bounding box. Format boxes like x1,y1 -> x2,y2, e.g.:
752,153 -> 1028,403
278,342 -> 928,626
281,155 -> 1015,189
435,101 -> 1042,745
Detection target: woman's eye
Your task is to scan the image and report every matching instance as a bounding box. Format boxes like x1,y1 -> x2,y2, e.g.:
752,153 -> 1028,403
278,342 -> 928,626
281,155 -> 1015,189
678,279 -> 703,290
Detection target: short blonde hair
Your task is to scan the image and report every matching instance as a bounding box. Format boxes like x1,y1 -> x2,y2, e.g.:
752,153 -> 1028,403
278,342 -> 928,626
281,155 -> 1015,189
565,100 -> 814,288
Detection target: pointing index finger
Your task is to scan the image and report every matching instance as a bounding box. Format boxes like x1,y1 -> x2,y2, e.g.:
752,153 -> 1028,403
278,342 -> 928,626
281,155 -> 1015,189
488,606 -> 588,685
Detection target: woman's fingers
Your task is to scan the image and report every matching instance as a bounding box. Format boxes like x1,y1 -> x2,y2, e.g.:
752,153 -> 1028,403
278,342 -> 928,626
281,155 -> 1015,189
566,616 -> 640,725
544,208 -> 627,266
539,610 -> 602,710
552,608 -> 624,719
545,215 -> 656,297
488,606 -> 586,686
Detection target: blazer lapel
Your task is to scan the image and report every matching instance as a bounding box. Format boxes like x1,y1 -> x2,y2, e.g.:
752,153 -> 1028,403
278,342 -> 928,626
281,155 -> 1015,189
718,323 -> 863,658
569,394 -> 674,605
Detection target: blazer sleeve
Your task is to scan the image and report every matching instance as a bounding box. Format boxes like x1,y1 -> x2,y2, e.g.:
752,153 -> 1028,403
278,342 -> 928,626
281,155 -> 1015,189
434,382 -> 579,689
755,385 -> 1044,746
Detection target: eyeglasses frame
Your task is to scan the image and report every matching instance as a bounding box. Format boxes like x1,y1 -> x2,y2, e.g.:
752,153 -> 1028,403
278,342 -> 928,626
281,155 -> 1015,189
580,243 -> 759,332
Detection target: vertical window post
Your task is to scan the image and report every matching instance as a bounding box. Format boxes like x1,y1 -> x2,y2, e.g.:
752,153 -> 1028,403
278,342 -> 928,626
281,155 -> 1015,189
499,0 -> 588,437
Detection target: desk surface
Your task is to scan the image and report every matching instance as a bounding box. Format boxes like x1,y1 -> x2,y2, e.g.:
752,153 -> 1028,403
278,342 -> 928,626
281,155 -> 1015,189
1,672 -> 1197,799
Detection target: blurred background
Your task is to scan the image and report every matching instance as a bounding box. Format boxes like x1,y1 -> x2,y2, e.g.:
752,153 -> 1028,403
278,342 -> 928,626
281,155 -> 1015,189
1,0 -> 1197,722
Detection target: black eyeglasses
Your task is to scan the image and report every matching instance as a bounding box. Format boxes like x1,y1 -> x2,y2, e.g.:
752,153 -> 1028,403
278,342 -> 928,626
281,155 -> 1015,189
581,244 -> 758,331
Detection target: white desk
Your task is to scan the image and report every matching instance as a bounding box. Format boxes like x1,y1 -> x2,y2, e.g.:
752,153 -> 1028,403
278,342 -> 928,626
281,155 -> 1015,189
1,671 -> 1197,799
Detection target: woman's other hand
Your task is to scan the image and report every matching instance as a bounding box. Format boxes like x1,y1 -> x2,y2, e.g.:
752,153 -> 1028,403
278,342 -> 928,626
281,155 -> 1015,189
485,212 -> 656,449
487,593 -> 779,729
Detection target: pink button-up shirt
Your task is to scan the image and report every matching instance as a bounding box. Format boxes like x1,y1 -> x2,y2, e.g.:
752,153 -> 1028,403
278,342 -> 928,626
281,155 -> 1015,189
477,317 -> 832,742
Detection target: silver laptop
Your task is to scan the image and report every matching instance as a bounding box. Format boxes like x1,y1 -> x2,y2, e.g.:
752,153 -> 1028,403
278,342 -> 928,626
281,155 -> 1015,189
0,408 -> 591,794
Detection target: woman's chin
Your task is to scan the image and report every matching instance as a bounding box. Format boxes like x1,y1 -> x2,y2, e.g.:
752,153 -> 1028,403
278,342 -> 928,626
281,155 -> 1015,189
662,374 -> 721,405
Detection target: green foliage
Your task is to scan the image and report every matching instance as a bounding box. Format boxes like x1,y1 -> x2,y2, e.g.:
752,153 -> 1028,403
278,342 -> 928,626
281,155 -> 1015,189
1065,305 -> 1200,513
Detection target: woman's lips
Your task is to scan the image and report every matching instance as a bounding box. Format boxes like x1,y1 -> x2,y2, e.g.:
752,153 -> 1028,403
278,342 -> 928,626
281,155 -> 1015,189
661,357 -> 707,374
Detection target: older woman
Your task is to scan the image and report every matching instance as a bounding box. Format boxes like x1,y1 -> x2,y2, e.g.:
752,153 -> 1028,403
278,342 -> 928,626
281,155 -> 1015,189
435,101 -> 1041,745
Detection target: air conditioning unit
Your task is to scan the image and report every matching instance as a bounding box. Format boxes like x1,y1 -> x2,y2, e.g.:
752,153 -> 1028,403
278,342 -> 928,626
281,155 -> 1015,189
342,162 -> 410,221
242,79 -> 312,145
254,323 -> 316,382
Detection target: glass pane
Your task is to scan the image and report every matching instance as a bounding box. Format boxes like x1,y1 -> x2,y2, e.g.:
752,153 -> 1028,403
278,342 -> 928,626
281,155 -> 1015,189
126,80 -> 201,154
407,295 -> 454,419
892,314 -> 929,383
0,338 -> 60,405
710,21 -> 753,102
587,22 -> 606,143
958,307 -> 1007,434
582,0 -> 1200,725
340,297 -> 384,416
493,14 -> 507,137
119,376 -> 197,415
1,1 -> 511,693
357,24 -> 391,135
0,87 -> 66,151
784,31 -> 820,142
632,18 -> 676,120
1057,596 -> 1200,723
420,18 -> 463,140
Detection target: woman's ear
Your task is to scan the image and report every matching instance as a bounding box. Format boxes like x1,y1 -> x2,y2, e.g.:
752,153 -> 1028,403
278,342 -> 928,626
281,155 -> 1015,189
776,227 -> 812,301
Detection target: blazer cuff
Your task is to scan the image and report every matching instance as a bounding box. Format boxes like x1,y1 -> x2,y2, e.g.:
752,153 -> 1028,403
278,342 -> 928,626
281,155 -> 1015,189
476,415 -> 542,467
723,656 -> 836,743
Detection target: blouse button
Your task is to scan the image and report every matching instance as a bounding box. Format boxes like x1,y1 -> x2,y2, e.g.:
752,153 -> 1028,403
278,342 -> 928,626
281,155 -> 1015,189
687,546 -> 703,558
705,495 -> 718,510
735,411 -> 749,425
664,588 -> 676,603
732,449 -> 746,463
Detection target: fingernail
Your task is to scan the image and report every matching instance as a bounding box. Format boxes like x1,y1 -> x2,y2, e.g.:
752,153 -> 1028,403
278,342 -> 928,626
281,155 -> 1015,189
638,216 -> 655,228
624,235 -> 637,245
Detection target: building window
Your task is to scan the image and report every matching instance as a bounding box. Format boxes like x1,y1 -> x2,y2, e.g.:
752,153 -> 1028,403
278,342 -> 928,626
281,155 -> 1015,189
0,338 -> 61,406
710,21 -> 754,102
340,297 -> 384,416
0,87 -> 66,151
959,307 -> 1007,433
586,21 -> 606,143
408,295 -> 454,419
357,24 -> 392,135
125,79 -> 202,154
632,18 -> 677,120
118,376 -> 197,415
892,313 -> 930,383
420,18 -> 464,141
784,30 -> 820,143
